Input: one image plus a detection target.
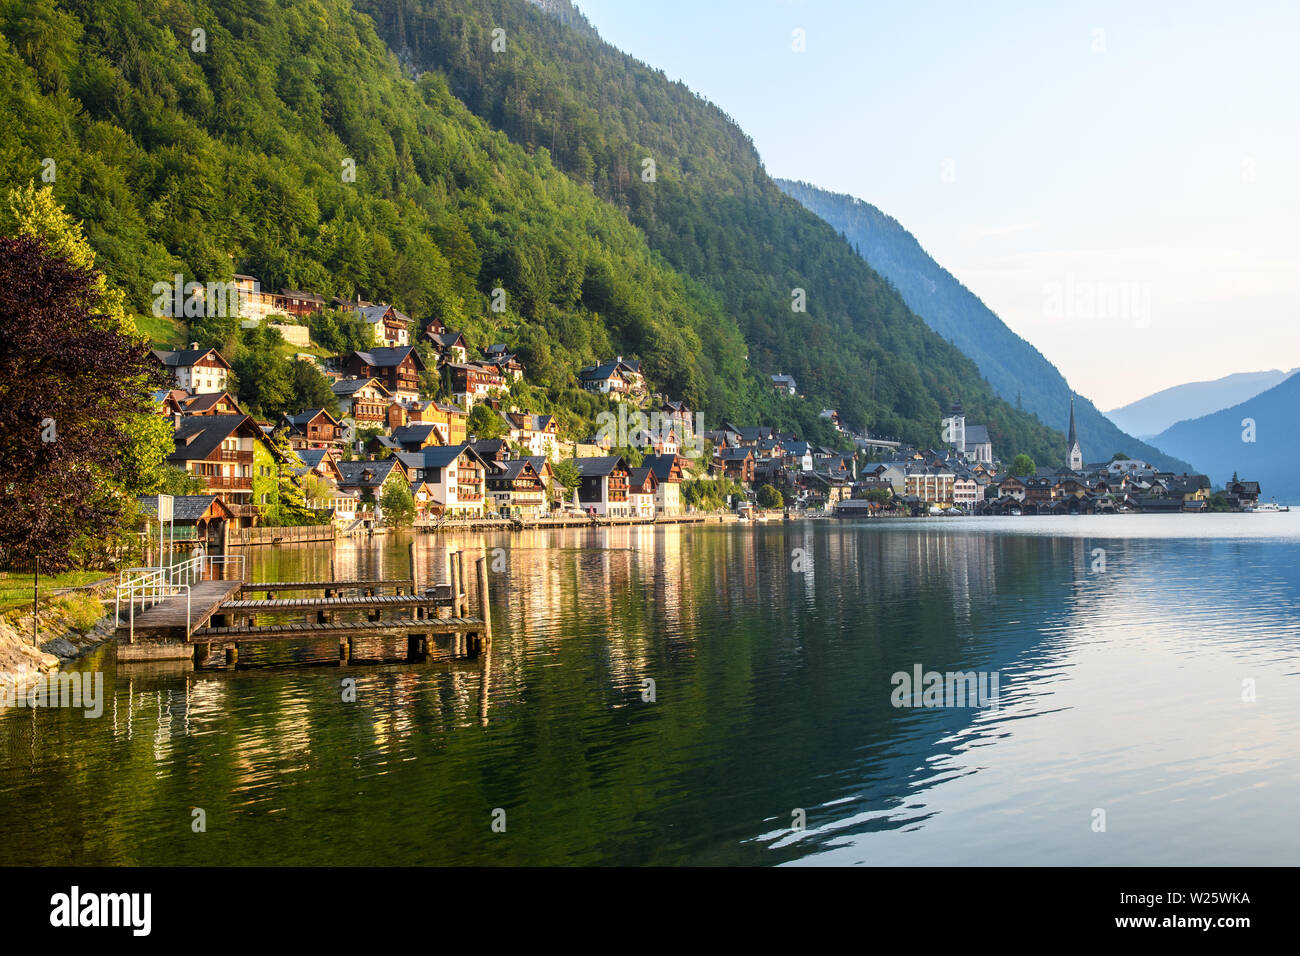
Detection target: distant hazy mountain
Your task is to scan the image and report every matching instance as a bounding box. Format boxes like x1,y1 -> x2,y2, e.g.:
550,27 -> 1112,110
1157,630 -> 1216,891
1151,373 -> 1300,502
1106,369 -> 1298,439
775,179 -> 1193,472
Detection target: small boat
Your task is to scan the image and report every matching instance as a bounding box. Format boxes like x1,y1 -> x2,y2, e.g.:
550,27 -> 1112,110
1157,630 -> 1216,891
1254,500 -> 1289,513
1009,508 -> 1022,517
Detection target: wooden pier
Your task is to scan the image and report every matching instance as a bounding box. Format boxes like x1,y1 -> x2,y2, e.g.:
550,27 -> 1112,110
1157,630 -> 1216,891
116,547 -> 492,669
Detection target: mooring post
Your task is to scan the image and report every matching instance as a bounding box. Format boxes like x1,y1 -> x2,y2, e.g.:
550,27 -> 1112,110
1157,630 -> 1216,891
449,551 -> 461,619
409,540 -> 417,595
476,554 -> 492,641
457,551 -> 467,616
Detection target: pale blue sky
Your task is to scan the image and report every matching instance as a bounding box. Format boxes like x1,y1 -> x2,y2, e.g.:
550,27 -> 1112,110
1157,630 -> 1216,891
573,0 -> 1300,409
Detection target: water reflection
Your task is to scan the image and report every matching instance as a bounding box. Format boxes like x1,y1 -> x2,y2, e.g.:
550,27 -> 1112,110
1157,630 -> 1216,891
2,516 -> 1299,865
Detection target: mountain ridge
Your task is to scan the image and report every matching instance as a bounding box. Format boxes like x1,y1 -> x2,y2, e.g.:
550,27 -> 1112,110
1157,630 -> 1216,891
773,178 -> 1196,473
1106,368 -> 1299,440
1151,373 -> 1300,502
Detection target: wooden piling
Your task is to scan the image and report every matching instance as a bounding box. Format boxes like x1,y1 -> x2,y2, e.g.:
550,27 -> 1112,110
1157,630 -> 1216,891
449,551 -> 461,620
476,554 -> 492,640
409,541 -> 418,595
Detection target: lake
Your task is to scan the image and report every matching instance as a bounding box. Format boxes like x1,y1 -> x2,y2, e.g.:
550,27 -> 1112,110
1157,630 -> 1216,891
3,514 -> 1299,865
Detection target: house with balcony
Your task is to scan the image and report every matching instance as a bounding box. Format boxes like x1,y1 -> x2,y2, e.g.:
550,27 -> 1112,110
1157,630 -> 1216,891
336,458 -> 409,511
424,325 -> 469,365
713,447 -> 756,485
627,466 -> 658,518
642,453 -> 686,516
486,458 -> 548,518
348,303 -> 411,347
503,412 -> 560,460
167,414 -> 283,526
153,345 -> 232,395
332,377 -> 392,425
444,362 -> 506,408
395,444 -> 489,516
342,347 -> 425,402
573,456 -> 631,516
770,373 -> 797,396
279,408 -> 344,450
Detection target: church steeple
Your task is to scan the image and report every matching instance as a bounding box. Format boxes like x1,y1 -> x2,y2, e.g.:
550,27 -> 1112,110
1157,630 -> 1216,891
1066,397 -> 1083,471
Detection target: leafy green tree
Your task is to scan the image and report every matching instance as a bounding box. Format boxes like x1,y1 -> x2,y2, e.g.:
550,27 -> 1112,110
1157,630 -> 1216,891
379,479 -> 415,527
1009,454 -> 1036,477
467,403 -> 507,440
552,458 -> 581,492
756,484 -> 783,509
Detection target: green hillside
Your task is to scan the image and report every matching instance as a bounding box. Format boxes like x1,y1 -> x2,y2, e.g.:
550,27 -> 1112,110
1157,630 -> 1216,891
2,0 -> 1062,461
356,0 -> 1068,463
0,0 -> 759,432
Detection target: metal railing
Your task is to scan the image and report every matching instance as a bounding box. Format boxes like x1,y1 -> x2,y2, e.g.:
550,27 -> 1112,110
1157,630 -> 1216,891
113,554 -> 245,643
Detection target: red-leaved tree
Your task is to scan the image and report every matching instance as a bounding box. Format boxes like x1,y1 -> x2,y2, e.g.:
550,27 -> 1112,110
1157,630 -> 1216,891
0,236 -> 166,570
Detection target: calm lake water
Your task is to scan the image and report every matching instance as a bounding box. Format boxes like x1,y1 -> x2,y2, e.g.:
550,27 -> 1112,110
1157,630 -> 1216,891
3,515 -> 1300,865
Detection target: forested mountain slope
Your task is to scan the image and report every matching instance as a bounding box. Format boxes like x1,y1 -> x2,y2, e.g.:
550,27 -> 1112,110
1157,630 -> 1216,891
0,0 -> 762,433
357,0 -> 1067,463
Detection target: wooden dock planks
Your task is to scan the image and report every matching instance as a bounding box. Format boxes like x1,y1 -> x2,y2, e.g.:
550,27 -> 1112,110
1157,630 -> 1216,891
220,593 -> 453,612
117,579 -> 244,639
191,616 -> 485,642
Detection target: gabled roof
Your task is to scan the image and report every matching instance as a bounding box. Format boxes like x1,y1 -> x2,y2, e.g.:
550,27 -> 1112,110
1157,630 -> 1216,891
181,391 -> 244,415
575,455 -> 627,477
349,346 -> 424,371
402,443 -> 487,471
137,495 -> 234,522
336,457 -> 403,489
153,347 -> 231,370
283,408 -> 339,429
716,447 -> 754,461
641,453 -> 684,482
425,330 -> 466,349
490,458 -> 541,481
332,377 -> 391,397
627,466 -> 657,492
168,415 -> 258,463
391,423 -> 440,448
579,361 -> 624,382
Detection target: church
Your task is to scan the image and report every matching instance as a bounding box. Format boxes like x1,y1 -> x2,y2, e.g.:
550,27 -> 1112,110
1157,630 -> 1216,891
1066,397 -> 1084,471
941,402 -> 994,464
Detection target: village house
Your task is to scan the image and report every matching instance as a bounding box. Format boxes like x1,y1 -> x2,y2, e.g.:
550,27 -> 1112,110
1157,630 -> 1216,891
166,414 -> 283,526
342,347 -> 424,403
292,448 -> 344,486
627,466 -> 658,518
336,458 -> 408,509
573,456 -> 631,516
279,408 -> 344,450
444,361 -> 506,408
486,458 -> 548,518
395,444 -> 488,516
277,289 -> 326,317
423,324 -> 469,365
714,447 -> 756,485
482,344 -> 526,382
770,373 -> 797,396
1224,477 -> 1261,509
348,303 -> 412,348
332,377 -> 392,425
153,345 -> 232,395
388,423 -> 446,453
641,453 -> 686,516
953,476 -> 983,508
503,412 -> 560,460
